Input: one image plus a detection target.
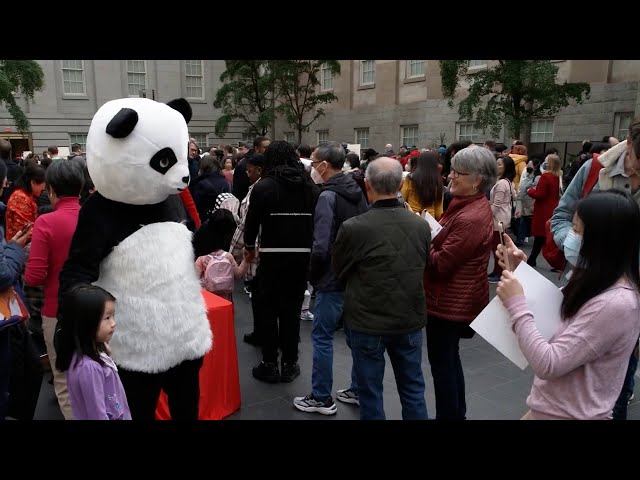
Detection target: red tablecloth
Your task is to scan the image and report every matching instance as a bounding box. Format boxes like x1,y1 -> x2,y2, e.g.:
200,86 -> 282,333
155,290 -> 241,420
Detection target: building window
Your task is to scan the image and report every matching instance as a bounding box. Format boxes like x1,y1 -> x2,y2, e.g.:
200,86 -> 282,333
457,122 -> 484,142
354,128 -> 369,149
127,60 -> 147,97
320,64 -> 333,91
69,133 -> 87,152
614,112 -> 634,140
284,132 -> 295,144
185,60 -> 204,99
62,60 -> 86,95
530,118 -> 554,143
407,60 -> 425,78
469,60 -> 487,68
242,132 -> 255,144
401,125 -> 419,148
317,130 -> 329,145
190,134 -> 208,151
360,60 -> 375,85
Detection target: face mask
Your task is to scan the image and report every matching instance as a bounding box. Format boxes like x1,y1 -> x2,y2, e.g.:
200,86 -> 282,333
563,229 -> 583,267
311,163 -> 325,184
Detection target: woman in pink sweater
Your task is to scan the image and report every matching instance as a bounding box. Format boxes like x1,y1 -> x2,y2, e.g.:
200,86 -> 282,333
24,159 -> 83,420
496,190 -> 640,420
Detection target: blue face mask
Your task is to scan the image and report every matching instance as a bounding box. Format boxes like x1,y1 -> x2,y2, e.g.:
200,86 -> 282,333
563,229 -> 583,267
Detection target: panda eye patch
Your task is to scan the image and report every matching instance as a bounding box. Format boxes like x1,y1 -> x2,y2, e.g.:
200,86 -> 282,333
149,148 -> 178,175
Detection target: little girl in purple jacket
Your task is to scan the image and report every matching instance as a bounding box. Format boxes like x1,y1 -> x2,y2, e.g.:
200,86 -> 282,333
55,285 -> 131,420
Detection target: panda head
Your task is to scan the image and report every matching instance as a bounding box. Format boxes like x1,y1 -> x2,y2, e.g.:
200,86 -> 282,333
86,97 -> 193,205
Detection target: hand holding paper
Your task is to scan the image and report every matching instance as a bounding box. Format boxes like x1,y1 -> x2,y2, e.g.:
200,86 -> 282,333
496,270 -> 524,302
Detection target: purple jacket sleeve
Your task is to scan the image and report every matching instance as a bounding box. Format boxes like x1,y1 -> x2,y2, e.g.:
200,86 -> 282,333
309,191 -> 336,286
75,362 -> 109,420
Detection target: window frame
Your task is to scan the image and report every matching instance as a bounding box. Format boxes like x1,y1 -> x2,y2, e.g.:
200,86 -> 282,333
530,118 -> 555,143
62,60 -> 86,96
354,128 -> 370,149
127,60 -> 147,97
360,60 -> 375,86
406,60 -> 425,79
68,133 -> 88,152
185,60 -> 205,100
400,125 -> 419,148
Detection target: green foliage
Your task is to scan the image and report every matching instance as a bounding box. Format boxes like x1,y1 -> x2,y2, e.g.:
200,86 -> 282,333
439,60 -> 591,139
213,60 -> 275,138
270,60 -> 341,144
0,60 -> 45,133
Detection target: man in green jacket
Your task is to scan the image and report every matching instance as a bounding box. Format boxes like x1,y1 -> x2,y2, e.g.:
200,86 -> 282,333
332,157 -> 430,420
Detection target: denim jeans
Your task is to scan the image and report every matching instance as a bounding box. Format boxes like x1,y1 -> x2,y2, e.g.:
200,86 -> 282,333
516,216 -> 532,245
612,342 -> 639,420
311,291 -> 357,401
348,327 -> 428,420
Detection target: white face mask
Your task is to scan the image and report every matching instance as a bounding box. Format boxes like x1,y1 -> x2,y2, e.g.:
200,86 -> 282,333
563,229 -> 583,267
311,164 -> 324,184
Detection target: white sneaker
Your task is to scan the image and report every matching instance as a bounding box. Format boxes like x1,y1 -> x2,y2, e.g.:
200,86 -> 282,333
300,310 -> 314,321
336,388 -> 359,406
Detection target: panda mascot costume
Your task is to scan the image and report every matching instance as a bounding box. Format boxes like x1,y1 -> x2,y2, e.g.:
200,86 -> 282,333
58,97 -> 212,420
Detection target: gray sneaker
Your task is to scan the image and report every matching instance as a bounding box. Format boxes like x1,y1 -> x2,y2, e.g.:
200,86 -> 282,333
293,394 -> 337,415
336,388 -> 359,406
300,310 -> 314,321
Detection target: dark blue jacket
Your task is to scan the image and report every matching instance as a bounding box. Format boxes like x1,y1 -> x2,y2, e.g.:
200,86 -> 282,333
190,172 -> 231,220
309,173 -> 368,292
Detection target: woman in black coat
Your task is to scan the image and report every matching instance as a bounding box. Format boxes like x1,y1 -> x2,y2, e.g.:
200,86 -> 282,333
190,156 -> 231,220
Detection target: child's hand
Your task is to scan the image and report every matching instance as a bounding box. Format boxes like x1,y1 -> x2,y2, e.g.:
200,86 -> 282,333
496,270 -> 524,302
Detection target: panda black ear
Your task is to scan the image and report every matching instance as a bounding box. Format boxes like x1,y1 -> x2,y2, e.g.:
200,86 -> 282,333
106,108 -> 139,138
166,98 -> 192,124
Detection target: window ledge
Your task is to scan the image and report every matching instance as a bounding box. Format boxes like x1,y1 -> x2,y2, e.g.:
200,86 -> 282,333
62,95 -> 89,100
357,84 -> 375,91
403,76 -> 426,84
186,98 -> 207,104
467,65 -> 487,74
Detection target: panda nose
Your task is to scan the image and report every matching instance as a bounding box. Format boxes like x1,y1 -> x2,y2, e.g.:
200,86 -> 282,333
182,176 -> 190,184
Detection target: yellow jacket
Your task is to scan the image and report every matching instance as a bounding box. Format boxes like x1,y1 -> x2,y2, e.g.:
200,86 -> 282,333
401,177 -> 444,220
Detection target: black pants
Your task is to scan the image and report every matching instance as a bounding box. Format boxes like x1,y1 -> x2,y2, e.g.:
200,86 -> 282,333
256,255 -> 308,365
528,236 -> 546,266
119,357 -> 203,420
250,273 -> 264,338
426,316 -> 473,420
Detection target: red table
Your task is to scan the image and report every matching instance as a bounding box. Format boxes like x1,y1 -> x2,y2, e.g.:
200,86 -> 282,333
155,290 -> 241,420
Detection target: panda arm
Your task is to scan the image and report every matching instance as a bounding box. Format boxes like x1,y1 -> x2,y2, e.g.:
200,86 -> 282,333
59,195 -> 113,295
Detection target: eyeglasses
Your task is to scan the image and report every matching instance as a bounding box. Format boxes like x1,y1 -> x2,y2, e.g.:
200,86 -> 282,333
450,169 -> 471,178
311,159 -> 324,166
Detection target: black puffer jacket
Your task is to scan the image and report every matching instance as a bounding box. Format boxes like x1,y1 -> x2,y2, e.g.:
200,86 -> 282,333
190,172 -> 230,220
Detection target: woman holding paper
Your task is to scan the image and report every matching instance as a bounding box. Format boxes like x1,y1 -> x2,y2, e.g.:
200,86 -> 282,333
401,151 -> 444,219
488,156 -> 516,283
496,190 -> 640,420
424,145 -> 496,420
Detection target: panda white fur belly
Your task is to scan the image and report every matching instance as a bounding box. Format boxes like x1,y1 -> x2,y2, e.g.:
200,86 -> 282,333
94,221 -> 212,373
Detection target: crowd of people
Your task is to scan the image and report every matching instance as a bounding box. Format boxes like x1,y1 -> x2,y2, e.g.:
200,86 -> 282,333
1,109 -> 639,421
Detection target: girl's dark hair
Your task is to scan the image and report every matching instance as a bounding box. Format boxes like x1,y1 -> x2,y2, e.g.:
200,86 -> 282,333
15,163 -> 46,194
345,152 -> 360,170
193,207 -> 238,257
200,155 -> 222,175
499,155 -> 516,182
561,190 -> 640,320
410,151 -> 444,206
55,285 -> 116,372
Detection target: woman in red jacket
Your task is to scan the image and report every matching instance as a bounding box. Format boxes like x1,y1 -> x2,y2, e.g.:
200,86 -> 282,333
425,145 -> 496,420
526,154 -> 562,268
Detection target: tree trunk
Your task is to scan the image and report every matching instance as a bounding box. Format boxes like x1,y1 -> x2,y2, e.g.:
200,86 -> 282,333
297,129 -> 303,145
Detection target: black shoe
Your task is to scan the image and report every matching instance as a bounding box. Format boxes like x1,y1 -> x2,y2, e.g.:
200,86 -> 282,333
252,361 -> 280,383
280,362 -> 300,383
244,332 -> 263,347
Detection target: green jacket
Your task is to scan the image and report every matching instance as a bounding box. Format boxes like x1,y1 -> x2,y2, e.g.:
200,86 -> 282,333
332,198 -> 430,335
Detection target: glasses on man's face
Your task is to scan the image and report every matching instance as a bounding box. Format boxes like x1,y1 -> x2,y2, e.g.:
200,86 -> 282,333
450,169 -> 471,178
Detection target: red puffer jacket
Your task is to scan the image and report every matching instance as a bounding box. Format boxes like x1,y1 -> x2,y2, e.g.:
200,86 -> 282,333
424,192 -> 493,322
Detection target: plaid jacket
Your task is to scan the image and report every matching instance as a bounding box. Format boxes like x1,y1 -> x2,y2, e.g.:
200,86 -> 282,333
230,180 -> 260,280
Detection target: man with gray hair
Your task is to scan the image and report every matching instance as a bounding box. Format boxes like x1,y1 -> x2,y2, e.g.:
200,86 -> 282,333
293,141 -> 368,415
331,157 -> 430,420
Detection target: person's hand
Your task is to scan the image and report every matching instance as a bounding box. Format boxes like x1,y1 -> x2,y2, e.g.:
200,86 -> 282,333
496,233 -> 527,271
515,210 -> 522,219
11,222 -> 33,247
243,248 -> 255,262
496,270 -> 524,302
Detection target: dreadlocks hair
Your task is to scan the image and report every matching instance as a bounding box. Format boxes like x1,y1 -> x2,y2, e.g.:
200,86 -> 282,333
263,140 -> 305,174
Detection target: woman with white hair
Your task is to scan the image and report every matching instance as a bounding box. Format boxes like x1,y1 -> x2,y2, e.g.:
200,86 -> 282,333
424,145 -> 496,420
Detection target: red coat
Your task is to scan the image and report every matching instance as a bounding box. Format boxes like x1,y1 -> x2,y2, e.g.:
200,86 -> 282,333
424,193 -> 493,322
527,172 -> 560,237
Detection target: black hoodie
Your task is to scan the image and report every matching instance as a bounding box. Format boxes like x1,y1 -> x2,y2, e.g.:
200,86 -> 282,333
309,172 -> 369,291
243,164 -> 320,258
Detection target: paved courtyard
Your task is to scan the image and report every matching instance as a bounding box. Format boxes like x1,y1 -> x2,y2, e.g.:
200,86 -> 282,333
33,242 -> 640,420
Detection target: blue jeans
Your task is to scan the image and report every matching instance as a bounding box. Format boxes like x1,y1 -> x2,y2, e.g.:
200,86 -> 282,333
348,327 -> 428,420
516,215 -> 532,245
311,292 -> 357,401
612,342 -> 639,420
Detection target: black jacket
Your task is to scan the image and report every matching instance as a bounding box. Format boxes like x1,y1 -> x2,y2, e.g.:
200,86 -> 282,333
188,156 -> 200,185
232,150 -> 254,202
190,172 -> 230,220
309,173 -> 368,291
332,198 -> 430,335
2,159 -> 24,205
243,165 -> 319,256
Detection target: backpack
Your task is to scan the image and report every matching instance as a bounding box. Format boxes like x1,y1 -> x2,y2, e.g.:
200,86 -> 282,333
202,252 -> 235,294
542,158 -> 603,271
205,192 -> 240,222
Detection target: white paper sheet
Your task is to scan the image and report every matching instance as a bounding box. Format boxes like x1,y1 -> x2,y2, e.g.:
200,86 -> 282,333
420,210 -> 442,240
470,261 -> 565,370
346,143 -> 361,158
